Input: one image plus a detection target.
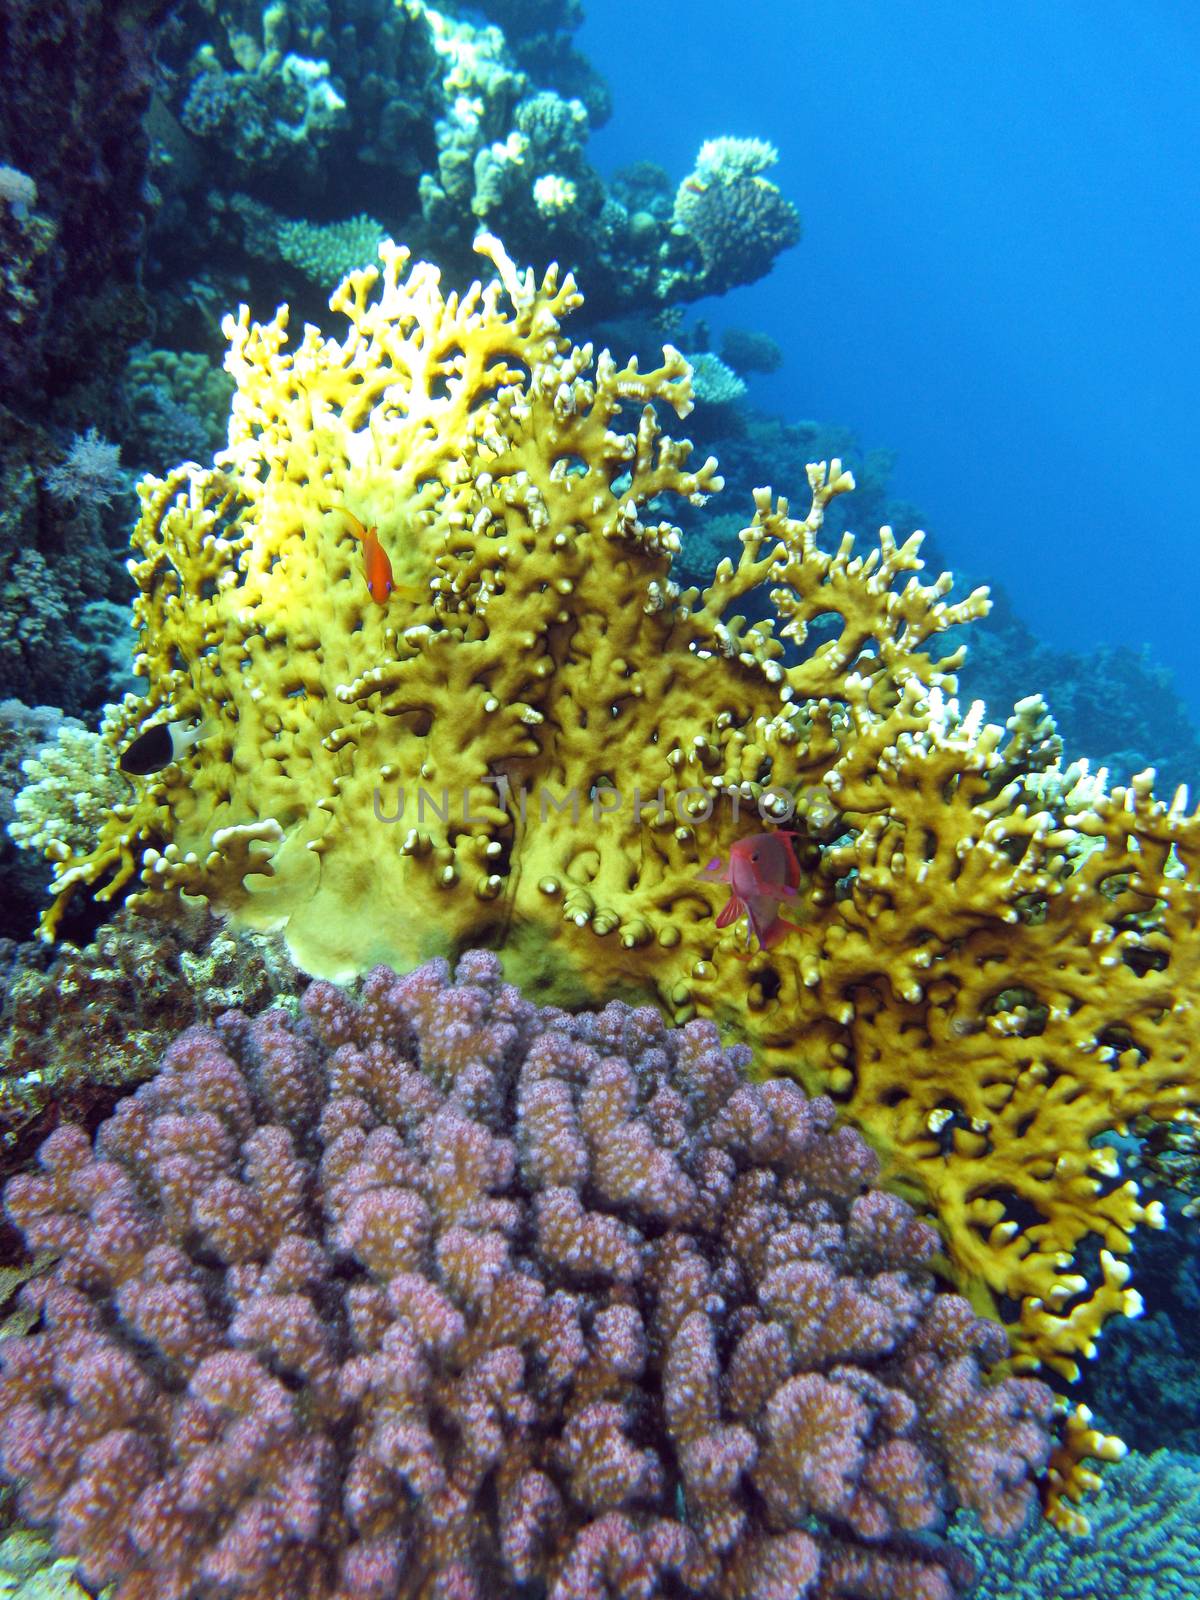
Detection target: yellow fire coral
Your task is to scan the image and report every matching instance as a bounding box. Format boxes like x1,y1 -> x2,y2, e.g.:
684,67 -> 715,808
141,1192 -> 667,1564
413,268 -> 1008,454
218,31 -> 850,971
27,238 -> 1200,1430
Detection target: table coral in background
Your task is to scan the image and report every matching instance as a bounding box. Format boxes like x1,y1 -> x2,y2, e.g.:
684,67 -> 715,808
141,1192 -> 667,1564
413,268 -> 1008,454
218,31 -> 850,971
13,237 -> 1200,1499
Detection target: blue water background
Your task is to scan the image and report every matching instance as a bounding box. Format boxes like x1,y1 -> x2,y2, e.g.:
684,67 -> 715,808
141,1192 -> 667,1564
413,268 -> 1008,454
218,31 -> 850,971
579,0 -> 1200,728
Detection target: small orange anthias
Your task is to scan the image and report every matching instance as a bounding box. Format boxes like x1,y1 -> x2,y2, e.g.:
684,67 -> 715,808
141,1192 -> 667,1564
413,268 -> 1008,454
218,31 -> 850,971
336,506 -> 395,602
700,830 -> 803,951
327,506 -> 424,605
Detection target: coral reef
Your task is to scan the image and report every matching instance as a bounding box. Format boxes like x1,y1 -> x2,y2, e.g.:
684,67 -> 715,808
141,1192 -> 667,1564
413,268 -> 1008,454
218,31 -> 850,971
0,0 -> 799,766
0,0 -> 167,720
148,2 -> 796,322
0,0 -> 168,410
17,238 -> 1200,1409
0,903 -> 302,1159
953,1447 -> 1200,1597
0,952 -> 1053,1599
672,138 -> 802,296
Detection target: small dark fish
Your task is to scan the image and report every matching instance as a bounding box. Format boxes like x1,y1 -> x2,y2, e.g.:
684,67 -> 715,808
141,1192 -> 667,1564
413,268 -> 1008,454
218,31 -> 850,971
119,719 -> 206,776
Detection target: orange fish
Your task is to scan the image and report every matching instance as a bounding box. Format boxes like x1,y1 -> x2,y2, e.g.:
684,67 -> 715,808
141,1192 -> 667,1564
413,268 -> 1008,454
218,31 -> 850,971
327,506 -> 423,605
700,831 -> 802,951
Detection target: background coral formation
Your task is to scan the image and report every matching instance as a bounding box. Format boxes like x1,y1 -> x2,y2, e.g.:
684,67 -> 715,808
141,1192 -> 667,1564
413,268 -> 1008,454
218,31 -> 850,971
954,1448 -> 1200,1597
0,952 -> 1052,1599
0,902 -> 302,1159
672,138 -> 802,295
149,0 -> 796,322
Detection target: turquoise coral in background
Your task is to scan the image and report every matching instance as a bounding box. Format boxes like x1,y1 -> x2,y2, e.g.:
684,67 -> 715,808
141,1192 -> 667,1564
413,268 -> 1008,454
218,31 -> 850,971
276,212 -> 389,286
953,1449 -> 1200,1598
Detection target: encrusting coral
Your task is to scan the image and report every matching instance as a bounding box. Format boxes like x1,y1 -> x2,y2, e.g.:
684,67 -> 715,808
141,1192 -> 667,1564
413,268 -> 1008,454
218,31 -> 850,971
16,236 -> 1200,1464
953,1447 -> 1200,1598
0,952 -> 1053,1600
0,902 -> 302,1153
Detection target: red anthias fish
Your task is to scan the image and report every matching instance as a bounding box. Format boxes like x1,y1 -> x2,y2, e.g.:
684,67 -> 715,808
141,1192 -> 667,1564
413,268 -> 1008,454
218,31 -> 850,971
700,831 -> 803,951
325,505 -> 423,605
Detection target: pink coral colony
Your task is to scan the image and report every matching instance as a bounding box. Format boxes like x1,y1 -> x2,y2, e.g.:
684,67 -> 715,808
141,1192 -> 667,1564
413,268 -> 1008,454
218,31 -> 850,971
0,952 -> 1054,1599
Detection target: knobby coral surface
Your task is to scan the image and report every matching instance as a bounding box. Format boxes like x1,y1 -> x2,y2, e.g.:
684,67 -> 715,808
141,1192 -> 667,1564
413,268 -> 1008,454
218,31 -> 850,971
19,237 -> 1200,1401
0,901 -> 302,1153
672,137 -> 802,295
0,953 -> 1052,1600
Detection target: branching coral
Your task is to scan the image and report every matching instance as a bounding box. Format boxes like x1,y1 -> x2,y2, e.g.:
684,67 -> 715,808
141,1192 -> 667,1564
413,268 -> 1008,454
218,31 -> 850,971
18,237 -> 1200,1430
0,952 -> 1053,1599
8,715 -> 128,860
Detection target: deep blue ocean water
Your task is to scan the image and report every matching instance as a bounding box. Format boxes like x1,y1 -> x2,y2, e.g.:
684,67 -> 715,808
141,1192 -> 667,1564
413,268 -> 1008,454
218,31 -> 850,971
580,0 -> 1200,729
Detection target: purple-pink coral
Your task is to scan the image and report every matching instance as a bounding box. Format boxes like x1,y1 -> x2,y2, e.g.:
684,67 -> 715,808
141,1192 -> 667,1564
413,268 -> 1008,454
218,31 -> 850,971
0,953 -> 1055,1599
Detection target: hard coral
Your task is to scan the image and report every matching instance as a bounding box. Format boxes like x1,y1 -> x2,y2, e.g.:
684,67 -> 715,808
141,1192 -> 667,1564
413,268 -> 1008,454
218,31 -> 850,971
20,237 -> 1200,1405
955,1447 -> 1200,1599
0,903 -> 302,1158
0,952 -> 1053,1599
673,138 -> 802,295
